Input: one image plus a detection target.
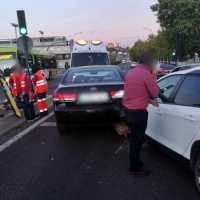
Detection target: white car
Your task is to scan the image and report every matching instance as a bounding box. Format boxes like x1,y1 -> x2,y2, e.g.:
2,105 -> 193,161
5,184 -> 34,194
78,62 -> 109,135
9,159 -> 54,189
146,67 -> 200,192
131,62 -> 137,68
122,60 -> 126,64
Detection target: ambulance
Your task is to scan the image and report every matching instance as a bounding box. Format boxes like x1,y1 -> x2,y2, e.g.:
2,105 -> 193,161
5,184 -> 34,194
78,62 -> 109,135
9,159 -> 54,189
70,40 -> 110,68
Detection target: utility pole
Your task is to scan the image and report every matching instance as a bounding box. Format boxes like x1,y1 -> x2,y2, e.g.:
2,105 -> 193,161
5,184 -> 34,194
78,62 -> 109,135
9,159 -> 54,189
175,30 -> 178,66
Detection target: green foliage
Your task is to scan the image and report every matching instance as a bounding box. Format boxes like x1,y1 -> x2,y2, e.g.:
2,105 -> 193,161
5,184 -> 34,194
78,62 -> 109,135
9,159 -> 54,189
151,0 -> 200,60
111,60 -> 121,65
129,30 -> 173,61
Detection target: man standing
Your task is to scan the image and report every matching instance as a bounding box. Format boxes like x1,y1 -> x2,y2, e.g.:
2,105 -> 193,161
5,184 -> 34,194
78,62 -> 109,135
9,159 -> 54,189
32,65 -> 49,117
9,64 -> 40,122
123,52 -> 160,176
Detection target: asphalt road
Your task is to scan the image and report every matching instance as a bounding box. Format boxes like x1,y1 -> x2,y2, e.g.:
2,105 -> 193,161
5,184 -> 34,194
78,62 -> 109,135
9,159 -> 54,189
0,75 -> 62,102
0,68 -> 200,199
118,62 -> 131,77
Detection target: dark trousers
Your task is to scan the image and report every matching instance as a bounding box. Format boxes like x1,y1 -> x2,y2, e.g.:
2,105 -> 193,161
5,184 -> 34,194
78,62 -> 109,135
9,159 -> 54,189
37,92 -> 46,100
16,94 -> 35,120
124,109 -> 148,172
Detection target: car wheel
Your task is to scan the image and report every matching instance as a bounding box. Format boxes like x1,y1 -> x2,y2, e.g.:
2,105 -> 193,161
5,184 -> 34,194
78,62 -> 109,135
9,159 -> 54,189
194,154 -> 200,192
56,123 -> 69,134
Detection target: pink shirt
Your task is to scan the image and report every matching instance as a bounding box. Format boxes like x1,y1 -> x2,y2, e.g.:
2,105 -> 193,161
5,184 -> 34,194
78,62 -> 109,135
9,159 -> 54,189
123,64 -> 160,110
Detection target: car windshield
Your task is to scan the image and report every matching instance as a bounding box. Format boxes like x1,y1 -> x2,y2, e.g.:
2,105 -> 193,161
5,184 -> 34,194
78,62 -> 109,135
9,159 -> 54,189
0,52 -> 16,72
62,68 -> 123,84
71,53 -> 109,67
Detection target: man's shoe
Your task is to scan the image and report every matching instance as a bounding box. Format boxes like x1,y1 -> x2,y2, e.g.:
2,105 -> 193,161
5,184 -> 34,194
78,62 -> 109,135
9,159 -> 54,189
139,161 -> 143,167
27,117 -> 34,123
40,112 -> 45,118
130,169 -> 150,177
33,115 -> 40,121
44,110 -> 49,116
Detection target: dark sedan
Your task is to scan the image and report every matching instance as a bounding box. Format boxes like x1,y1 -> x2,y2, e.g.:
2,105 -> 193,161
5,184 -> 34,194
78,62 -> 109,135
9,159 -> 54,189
158,63 -> 176,79
53,66 -> 125,134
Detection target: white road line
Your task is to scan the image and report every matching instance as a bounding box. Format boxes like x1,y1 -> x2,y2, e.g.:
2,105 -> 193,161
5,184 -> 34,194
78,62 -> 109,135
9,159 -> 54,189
40,122 -> 56,126
0,111 -> 54,153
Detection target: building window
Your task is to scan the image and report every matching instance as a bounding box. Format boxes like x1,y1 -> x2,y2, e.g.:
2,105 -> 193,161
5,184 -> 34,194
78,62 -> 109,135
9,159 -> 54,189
50,48 -> 54,51
44,48 -> 47,51
57,48 -> 60,51
37,48 -> 40,50
64,47 -> 68,51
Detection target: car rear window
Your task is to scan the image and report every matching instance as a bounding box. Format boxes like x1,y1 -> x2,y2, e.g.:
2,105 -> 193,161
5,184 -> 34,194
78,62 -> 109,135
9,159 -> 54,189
160,64 -> 175,70
62,68 -> 123,84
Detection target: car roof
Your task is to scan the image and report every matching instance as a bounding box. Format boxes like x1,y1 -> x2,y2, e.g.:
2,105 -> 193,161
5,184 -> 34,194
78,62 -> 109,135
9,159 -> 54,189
159,66 -> 200,80
68,65 -> 118,71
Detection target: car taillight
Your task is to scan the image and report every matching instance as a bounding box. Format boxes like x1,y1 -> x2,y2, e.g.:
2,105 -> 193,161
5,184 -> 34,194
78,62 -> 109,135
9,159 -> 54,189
160,69 -> 168,73
53,92 -> 77,102
53,93 -> 63,101
110,90 -> 124,99
63,93 -> 77,101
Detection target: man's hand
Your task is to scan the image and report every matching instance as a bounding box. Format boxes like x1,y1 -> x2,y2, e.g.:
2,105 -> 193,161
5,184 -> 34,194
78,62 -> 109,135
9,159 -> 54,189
152,67 -> 158,81
149,99 -> 159,107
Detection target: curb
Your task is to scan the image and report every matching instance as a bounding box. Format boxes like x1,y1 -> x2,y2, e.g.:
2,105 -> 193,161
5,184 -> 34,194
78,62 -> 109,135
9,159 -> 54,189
0,95 -> 53,138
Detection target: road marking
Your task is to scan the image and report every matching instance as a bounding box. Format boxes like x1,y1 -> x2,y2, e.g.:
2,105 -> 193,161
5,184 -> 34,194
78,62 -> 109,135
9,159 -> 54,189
0,111 -> 54,153
40,122 -> 56,126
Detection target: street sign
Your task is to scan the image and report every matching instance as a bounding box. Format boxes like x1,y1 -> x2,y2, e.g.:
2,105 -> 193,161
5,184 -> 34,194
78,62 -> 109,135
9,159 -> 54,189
17,36 -> 33,52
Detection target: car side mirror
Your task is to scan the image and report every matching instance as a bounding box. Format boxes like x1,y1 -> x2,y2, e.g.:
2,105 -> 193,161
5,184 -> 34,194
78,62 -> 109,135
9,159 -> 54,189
158,92 -> 168,102
65,62 -> 70,70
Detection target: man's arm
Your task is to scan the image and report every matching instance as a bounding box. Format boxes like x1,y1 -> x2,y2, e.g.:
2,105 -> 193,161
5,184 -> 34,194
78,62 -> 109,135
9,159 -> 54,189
145,70 -> 160,99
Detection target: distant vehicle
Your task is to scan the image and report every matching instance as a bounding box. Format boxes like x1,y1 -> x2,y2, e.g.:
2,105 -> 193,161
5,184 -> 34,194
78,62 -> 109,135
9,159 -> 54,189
122,60 -> 126,64
70,40 -> 110,68
146,67 -> 200,192
131,62 -> 137,68
0,47 -> 57,80
53,66 -> 124,134
158,63 -> 176,79
171,63 -> 200,73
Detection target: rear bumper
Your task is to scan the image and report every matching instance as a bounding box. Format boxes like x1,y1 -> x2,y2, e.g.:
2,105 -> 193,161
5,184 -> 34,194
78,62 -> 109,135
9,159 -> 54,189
54,103 -> 124,125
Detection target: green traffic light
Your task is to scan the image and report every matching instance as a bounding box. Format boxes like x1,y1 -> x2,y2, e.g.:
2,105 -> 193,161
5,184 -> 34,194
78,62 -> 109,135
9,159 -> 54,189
20,28 -> 27,35
172,52 -> 176,56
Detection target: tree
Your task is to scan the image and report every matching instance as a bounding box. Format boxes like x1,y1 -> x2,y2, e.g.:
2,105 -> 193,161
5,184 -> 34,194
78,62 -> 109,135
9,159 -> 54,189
151,0 -> 200,60
129,30 -> 172,62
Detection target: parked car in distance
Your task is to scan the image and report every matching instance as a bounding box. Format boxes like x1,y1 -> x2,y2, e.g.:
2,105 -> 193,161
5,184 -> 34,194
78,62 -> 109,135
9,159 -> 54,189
158,63 -> 176,79
53,66 -> 124,134
122,60 -> 126,64
171,63 -> 200,73
146,67 -> 200,192
131,62 -> 137,68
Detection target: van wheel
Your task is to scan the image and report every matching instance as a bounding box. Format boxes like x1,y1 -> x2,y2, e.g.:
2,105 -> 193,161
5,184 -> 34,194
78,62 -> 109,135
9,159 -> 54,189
194,154 -> 200,192
56,123 -> 69,134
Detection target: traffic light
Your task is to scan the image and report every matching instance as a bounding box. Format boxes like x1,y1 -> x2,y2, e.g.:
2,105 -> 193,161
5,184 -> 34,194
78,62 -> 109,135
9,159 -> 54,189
172,52 -> 176,56
17,10 -> 28,36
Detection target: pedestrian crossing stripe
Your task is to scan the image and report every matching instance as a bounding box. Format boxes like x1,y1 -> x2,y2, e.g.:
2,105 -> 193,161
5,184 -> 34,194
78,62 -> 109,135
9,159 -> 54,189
39,122 -> 56,126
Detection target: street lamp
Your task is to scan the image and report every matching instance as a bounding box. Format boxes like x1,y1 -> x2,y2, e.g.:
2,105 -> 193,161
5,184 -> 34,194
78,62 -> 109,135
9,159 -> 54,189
11,23 -> 18,41
73,32 -> 82,41
143,28 -> 153,35
39,31 -> 44,47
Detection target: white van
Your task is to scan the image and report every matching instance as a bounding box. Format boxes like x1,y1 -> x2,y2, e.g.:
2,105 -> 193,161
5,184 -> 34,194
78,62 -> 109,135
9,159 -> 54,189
70,40 -> 110,67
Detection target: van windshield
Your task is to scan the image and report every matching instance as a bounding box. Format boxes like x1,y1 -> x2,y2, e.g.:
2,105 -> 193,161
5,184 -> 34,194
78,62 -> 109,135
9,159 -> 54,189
71,53 -> 109,67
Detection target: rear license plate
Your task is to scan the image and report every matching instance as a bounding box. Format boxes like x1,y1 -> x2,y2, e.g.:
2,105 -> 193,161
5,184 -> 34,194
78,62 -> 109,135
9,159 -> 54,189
78,92 -> 109,103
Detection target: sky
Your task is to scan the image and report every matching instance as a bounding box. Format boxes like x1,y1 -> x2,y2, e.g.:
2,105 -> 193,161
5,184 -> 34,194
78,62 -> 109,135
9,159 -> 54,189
0,0 -> 160,47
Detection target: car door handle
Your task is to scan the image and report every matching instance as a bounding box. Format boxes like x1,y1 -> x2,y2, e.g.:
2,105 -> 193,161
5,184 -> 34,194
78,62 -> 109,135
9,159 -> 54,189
155,110 -> 162,115
184,116 -> 195,122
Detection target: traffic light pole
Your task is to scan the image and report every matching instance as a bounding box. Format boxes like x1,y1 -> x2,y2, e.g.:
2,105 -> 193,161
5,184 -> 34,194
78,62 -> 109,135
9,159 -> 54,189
22,36 -> 33,97
175,30 -> 178,66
